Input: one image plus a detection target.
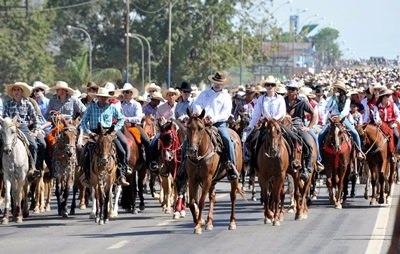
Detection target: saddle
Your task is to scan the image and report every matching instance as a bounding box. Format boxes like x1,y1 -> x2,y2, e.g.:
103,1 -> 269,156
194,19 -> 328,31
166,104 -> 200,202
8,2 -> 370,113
205,126 -> 223,154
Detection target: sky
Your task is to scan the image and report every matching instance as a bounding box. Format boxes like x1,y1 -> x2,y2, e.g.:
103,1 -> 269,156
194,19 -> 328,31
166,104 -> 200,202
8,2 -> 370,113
257,0 -> 400,60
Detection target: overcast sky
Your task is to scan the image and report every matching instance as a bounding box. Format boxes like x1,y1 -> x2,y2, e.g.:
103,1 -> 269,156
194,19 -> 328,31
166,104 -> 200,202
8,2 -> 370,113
262,0 -> 400,60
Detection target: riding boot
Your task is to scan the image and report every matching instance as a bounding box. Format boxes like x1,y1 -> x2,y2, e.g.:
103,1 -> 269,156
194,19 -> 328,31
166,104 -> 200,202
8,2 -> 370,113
300,159 -> 313,182
226,161 -> 239,182
117,164 -> 130,186
27,151 -> 40,180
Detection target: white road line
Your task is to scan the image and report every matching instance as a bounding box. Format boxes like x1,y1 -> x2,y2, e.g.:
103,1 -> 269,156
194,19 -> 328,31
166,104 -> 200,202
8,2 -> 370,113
106,240 -> 129,250
365,204 -> 392,254
156,219 -> 174,226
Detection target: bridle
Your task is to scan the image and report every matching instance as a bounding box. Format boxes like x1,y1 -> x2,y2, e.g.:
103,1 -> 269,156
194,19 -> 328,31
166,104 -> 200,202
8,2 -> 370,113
159,128 -> 182,179
187,117 -> 214,162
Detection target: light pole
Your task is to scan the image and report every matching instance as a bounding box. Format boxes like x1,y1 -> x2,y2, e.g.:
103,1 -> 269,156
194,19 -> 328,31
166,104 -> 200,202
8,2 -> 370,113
128,33 -> 152,83
167,0 -> 172,88
125,33 -> 145,91
67,25 -> 92,75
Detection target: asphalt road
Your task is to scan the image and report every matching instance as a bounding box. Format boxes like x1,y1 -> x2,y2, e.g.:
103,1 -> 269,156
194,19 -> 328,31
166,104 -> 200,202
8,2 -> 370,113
0,178 -> 398,254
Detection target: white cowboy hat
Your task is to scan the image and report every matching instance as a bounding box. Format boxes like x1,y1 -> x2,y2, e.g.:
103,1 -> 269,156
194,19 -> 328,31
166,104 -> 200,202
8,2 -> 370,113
32,81 -> 50,94
150,91 -> 165,102
262,75 -> 277,85
50,81 -> 75,95
286,80 -> 300,89
332,80 -> 346,92
104,82 -> 121,97
275,85 -> 287,95
5,82 -> 32,98
378,87 -> 393,97
299,86 -> 315,98
73,89 -> 82,98
135,95 -> 147,103
118,83 -> 139,98
94,87 -> 116,98
208,71 -> 230,85
145,82 -> 161,93
369,82 -> 384,94
162,87 -> 180,99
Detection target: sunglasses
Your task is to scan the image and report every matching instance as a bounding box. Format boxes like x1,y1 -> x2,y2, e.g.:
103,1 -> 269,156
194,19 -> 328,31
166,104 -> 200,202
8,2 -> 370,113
109,91 -> 115,95
123,90 -> 132,94
287,87 -> 298,91
264,83 -> 276,87
182,90 -> 191,93
34,89 -> 44,92
148,90 -> 156,93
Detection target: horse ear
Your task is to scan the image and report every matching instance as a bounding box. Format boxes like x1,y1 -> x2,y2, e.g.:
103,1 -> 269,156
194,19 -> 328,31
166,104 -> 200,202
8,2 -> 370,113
199,109 -> 205,119
12,115 -> 19,124
108,125 -> 115,134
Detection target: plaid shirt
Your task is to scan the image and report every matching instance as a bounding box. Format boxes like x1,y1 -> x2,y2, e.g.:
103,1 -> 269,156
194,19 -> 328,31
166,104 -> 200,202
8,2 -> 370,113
81,102 -> 124,134
45,95 -> 86,121
4,98 -> 39,130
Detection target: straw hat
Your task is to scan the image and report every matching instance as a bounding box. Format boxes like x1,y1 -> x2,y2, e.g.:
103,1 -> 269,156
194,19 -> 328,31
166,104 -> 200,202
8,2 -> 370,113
162,87 -> 180,99
135,95 -> 147,103
275,85 -> 287,95
208,71 -> 230,85
369,82 -> 384,94
145,82 -> 161,93
150,91 -> 165,102
286,80 -> 300,89
94,87 -> 116,98
32,81 -> 50,94
378,87 -> 393,97
332,80 -> 346,92
104,82 -> 121,97
255,85 -> 266,93
5,82 -> 32,98
263,75 -> 277,85
118,83 -> 139,98
299,86 -> 315,98
50,81 -> 75,95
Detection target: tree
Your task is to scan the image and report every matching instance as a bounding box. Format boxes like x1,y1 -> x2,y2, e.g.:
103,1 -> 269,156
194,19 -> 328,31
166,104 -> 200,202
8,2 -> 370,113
310,27 -> 341,70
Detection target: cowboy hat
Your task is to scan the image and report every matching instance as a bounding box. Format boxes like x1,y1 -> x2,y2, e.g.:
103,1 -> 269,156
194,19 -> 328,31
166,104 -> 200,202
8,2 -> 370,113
118,83 -> 139,98
135,95 -> 147,103
255,85 -> 266,93
233,91 -> 245,99
50,81 -> 75,95
369,82 -> 384,94
208,71 -> 230,85
179,81 -> 192,92
286,80 -> 300,89
5,82 -> 32,98
262,75 -> 277,85
150,91 -> 165,102
299,86 -> 315,98
94,87 -> 116,98
162,87 -> 180,99
275,85 -> 287,95
332,80 -> 347,92
104,82 -> 121,97
145,82 -> 161,93
378,87 -> 393,97
32,81 -> 50,94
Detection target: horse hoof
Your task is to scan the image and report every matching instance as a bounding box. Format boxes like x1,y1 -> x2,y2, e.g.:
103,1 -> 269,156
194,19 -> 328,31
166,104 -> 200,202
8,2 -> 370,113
1,218 -> 9,225
139,205 -> 145,211
89,212 -> 96,219
45,205 -> 51,212
273,221 -> 280,226
79,204 -> 86,210
70,210 -> 75,215
287,207 -> 295,214
335,204 -> 342,209
110,212 -> 118,218
40,208 -> 45,213
180,210 -> 186,218
194,228 -> 202,234
387,197 -> 392,205
252,197 -> 257,202
132,209 -> 138,214
228,223 -> 236,230
264,218 -> 272,224
205,224 -> 213,231
173,212 -> 180,219
33,208 -> 40,214
99,220 -> 104,225
62,212 -> 69,218
312,195 -> 317,200
378,198 -> 385,204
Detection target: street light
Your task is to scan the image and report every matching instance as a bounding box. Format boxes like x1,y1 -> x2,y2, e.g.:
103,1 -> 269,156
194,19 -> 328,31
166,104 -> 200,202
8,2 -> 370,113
67,25 -> 92,75
126,33 -> 152,83
125,33 -> 145,91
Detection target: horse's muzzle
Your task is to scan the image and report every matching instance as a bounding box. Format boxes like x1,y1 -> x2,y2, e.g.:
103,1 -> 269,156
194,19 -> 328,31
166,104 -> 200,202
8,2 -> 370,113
100,157 -> 109,165
187,146 -> 198,157
3,147 -> 11,155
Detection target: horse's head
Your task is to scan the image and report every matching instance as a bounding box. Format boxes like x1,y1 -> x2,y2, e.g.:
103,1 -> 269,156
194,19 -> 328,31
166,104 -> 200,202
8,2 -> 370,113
0,116 -> 18,155
143,115 -> 157,140
159,121 -> 179,162
265,119 -> 283,158
56,117 -> 78,158
94,124 -> 116,166
186,108 -> 206,158
328,116 -> 347,152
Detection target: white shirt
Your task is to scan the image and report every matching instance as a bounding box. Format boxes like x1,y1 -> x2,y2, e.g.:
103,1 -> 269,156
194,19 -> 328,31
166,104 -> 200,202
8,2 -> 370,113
248,93 -> 286,130
315,97 -> 327,125
156,102 -> 176,121
323,96 -> 350,124
121,99 -> 143,124
192,88 -> 232,123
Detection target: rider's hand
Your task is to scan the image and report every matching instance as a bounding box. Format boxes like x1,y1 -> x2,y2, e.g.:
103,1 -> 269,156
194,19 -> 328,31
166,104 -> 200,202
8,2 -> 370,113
89,132 -> 97,139
204,115 -> 213,125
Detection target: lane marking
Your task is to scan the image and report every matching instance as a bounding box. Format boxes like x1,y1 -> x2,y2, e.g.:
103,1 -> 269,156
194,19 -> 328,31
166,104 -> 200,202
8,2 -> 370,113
106,240 -> 129,250
156,219 -> 174,226
365,203 -> 392,253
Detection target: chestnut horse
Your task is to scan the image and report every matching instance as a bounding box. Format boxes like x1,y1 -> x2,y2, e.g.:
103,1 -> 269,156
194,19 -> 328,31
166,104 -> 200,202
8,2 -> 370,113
256,119 -> 289,226
356,124 -> 395,205
185,109 -> 244,234
90,125 -> 117,224
321,116 -> 352,209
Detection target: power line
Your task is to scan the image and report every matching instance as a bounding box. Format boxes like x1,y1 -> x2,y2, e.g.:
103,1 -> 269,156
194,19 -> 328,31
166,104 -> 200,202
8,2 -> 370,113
0,0 -> 102,14
132,0 -> 177,14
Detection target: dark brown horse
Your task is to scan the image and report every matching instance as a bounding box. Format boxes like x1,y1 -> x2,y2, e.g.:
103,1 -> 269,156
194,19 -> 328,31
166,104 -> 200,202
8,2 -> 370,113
256,119 -> 289,226
90,125 -> 117,224
356,124 -> 395,205
185,109 -> 244,234
321,116 -> 352,209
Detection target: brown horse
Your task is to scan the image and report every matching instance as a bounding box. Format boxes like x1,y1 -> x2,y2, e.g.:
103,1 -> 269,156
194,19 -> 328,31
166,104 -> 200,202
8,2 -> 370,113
356,124 -> 395,205
256,119 -> 289,226
185,109 -> 244,234
90,125 -> 117,224
51,116 -> 79,217
322,116 -> 352,209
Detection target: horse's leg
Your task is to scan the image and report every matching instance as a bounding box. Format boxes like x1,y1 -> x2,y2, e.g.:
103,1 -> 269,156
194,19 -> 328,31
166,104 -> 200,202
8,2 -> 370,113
131,173 -> 138,214
1,178 -> 11,224
370,167 -> 378,205
13,180 -> 23,223
378,164 -> 386,204
55,179 -> 62,216
89,186 -> 97,220
386,159 -> 396,204
259,174 -> 273,224
38,175 -> 45,213
188,178 -> 199,225
325,167 -> 335,205
70,177 -> 78,215
104,187 -> 111,224
98,184 -> 105,225
61,174 -> 73,218
272,175 -> 284,226
29,179 -> 37,211
138,168 -> 146,211
194,179 -> 209,234
110,185 -> 121,218
205,184 -> 216,231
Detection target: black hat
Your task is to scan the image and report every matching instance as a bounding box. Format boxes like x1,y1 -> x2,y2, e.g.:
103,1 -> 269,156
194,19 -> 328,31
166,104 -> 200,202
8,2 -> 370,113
180,81 -> 192,92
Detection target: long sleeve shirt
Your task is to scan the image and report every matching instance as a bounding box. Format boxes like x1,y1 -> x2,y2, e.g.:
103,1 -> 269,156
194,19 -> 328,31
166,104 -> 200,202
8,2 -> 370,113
323,96 -> 350,124
81,102 -> 124,134
4,98 -> 40,130
121,99 -> 143,124
248,93 -> 286,130
156,102 -> 176,121
46,95 -> 86,121
175,97 -> 193,119
192,88 -> 232,123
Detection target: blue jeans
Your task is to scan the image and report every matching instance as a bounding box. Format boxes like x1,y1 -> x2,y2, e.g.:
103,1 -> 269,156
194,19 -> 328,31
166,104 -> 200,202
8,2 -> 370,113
214,122 -> 236,165
308,129 -> 322,162
149,133 -> 160,162
318,118 -> 362,154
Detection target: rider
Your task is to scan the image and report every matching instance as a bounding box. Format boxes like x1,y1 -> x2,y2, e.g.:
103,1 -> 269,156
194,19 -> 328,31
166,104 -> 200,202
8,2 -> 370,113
175,81 -> 193,122
3,82 -> 46,178
285,80 -> 324,181
318,80 -> 366,160
143,91 -> 164,118
372,87 -> 400,161
80,87 -> 130,187
192,71 -> 239,181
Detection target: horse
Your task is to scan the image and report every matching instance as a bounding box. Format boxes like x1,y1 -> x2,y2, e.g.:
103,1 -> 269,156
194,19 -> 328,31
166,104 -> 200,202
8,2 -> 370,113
185,109 -> 244,234
51,116 -> 79,217
256,119 -> 290,226
90,125 -> 118,224
119,125 -> 147,214
0,117 -> 30,224
356,123 -> 395,205
158,121 -> 185,217
321,116 -> 352,209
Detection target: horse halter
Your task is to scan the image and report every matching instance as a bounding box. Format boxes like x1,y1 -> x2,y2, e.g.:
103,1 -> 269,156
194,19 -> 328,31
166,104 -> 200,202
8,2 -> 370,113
1,124 -> 18,154
187,117 -> 211,161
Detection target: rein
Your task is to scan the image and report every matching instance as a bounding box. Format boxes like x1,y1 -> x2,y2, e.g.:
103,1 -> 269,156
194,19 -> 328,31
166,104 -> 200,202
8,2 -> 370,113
361,125 -> 388,155
159,129 -> 182,179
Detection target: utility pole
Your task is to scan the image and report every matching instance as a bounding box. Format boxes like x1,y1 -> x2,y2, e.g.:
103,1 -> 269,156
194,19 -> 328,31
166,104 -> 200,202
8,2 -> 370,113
240,24 -> 244,87
210,15 -> 214,76
125,0 -> 130,82
167,0 -> 172,88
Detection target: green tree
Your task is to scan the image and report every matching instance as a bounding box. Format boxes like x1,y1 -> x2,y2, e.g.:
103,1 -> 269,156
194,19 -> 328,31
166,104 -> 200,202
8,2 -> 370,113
0,7 -> 55,84
310,27 -> 341,69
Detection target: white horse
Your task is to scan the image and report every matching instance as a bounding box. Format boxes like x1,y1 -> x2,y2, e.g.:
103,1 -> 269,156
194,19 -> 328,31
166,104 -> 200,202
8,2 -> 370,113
0,117 -> 30,224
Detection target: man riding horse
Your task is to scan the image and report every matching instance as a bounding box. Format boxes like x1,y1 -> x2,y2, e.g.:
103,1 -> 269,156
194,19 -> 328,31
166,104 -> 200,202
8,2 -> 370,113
80,87 -> 130,186
318,80 -> 366,161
